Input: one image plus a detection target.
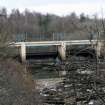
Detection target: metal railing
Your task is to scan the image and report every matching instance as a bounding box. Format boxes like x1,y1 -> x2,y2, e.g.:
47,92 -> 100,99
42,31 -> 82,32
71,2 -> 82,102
14,32 -> 97,42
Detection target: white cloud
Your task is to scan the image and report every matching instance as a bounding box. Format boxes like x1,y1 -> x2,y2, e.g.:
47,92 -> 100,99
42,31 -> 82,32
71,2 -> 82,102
26,2 -> 104,17
0,0 -> 105,17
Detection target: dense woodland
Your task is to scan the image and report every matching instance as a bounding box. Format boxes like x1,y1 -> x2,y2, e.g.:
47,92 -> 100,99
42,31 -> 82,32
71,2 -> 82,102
0,8 -> 104,42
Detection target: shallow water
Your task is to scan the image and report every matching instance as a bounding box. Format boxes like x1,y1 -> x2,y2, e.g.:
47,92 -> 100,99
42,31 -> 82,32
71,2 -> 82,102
27,59 -> 60,79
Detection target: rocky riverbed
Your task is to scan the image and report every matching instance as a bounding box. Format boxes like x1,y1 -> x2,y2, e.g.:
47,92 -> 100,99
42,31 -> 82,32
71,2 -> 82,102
32,56 -> 105,105
35,78 -> 64,90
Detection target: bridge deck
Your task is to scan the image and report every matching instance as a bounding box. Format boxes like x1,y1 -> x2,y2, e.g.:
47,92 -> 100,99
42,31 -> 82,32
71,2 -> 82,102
10,40 -> 99,47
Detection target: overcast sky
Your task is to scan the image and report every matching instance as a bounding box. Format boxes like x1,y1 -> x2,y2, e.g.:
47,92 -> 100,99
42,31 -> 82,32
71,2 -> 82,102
0,0 -> 105,17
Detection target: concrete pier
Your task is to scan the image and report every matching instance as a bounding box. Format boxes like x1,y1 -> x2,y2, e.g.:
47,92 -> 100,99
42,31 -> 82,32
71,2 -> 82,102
58,42 -> 66,60
20,43 -> 26,63
96,41 -> 103,57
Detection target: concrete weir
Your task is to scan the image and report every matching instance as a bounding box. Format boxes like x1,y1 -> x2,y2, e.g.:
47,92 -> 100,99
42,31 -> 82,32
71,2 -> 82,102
19,42 -> 66,62
10,40 -> 104,63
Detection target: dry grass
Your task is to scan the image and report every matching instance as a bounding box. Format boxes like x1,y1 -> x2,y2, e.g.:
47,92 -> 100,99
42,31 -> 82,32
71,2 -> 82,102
0,58 -> 43,105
